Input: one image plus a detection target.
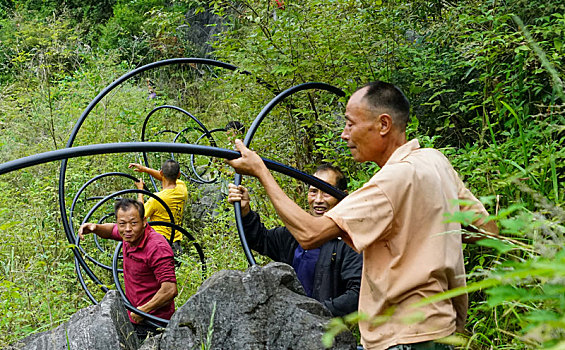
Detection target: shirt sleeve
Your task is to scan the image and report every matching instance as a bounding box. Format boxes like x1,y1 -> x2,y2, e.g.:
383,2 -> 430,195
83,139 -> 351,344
322,242 -> 362,316
325,181 -> 393,252
454,171 -> 491,228
241,210 -> 297,264
110,224 -> 123,241
144,197 -> 155,219
148,239 -> 177,284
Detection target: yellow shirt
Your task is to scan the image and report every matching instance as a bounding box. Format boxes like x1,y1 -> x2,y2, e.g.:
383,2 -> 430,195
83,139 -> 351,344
326,139 -> 490,350
145,179 -> 188,241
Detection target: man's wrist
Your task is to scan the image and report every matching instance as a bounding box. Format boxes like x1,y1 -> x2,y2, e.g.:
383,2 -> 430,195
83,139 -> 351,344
241,209 -> 256,224
137,304 -> 150,314
242,206 -> 251,217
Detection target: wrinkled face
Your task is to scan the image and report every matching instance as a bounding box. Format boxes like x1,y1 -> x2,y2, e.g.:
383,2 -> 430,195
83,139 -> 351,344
308,170 -> 341,217
341,88 -> 382,163
116,207 -> 147,246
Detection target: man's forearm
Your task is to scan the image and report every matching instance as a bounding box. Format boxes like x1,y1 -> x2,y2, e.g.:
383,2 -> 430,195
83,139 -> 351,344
227,139 -> 342,249
137,282 -> 177,314
256,168 -> 341,249
463,220 -> 500,243
140,166 -> 163,181
92,223 -> 115,239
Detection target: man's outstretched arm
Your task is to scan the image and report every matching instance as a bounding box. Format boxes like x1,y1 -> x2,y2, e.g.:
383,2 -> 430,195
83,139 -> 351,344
78,223 -> 115,240
129,163 -> 163,181
226,139 -> 342,249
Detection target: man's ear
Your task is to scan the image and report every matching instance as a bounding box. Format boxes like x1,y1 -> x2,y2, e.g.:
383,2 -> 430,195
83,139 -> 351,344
143,217 -> 148,227
378,113 -> 393,135
177,171 -> 181,179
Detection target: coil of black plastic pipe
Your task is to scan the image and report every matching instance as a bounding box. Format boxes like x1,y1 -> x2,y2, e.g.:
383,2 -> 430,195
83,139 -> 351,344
233,82 -> 346,265
0,142 -> 347,324
0,58 -> 349,323
56,58 -> 274,289
140,105 -> 215,190
56,59 -> 245,307
2,140 -> 347,277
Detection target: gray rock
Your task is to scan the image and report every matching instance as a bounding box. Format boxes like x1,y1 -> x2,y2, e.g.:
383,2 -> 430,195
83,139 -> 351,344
178,8 -> 226,57
8,263 -> 358,350
190,181 -> 225,222
159,262 -> 357,350
137,334 -> 161,350
11,290 -> 139,350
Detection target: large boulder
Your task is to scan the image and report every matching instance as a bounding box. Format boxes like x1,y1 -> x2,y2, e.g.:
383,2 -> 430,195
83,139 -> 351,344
9,290 -> 139,350
8,263 -> 358,350
159,262 -> 357,350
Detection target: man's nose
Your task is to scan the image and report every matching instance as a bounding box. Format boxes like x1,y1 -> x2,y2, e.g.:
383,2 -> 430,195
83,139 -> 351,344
315,191 -> 325,202
341,128 -> 349,141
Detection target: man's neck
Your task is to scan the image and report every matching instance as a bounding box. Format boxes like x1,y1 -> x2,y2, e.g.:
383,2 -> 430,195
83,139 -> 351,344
162,178 -> 177,189
376,133 -> 407,167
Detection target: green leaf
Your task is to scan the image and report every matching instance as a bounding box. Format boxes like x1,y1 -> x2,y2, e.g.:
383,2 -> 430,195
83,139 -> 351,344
524,310 -> 561,323
555,38 -> 563,51
476,238 -> 515,254
485,285 -> 528,306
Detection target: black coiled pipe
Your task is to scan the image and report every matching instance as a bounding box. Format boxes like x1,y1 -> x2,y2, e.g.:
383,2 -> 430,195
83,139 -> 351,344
233,82 -> 346,265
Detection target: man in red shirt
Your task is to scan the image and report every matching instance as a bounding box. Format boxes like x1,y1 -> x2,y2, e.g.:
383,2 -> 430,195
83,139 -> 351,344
79,198 -> 178,340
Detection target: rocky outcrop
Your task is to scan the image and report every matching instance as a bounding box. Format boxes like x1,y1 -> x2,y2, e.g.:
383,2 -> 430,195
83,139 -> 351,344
9,290 -> 138,350
10,263 -> 357,350
160,262 -> 357,350
179,8 -> 226,57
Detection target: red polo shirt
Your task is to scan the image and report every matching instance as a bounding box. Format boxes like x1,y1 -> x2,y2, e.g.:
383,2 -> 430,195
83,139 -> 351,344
111,224 -> 177,323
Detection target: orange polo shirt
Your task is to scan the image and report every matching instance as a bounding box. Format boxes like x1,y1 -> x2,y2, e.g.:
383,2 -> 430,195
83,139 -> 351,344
326,139 -> 490,350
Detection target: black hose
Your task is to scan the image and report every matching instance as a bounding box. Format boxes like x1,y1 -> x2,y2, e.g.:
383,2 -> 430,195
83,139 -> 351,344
0,140 -> 346,303
57,59 -> 246,302
234,82 -> 346,265
140,105 -> 213,190
112,242 -> 168,328
0,58 -> 350,321
0,143 -> 346,199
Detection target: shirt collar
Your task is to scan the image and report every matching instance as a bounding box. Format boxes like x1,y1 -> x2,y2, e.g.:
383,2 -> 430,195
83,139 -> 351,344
385,139 -> 420,165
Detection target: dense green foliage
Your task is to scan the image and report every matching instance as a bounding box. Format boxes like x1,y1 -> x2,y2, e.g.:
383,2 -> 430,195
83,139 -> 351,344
0,0 -> 563,348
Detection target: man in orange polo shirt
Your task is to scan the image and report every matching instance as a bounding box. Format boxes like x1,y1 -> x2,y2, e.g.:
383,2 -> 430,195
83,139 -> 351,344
227,81 -> 498,350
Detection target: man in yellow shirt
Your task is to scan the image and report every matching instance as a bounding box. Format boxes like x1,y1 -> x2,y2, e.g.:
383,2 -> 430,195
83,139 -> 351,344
129,160 -> 188,255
